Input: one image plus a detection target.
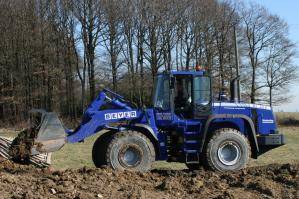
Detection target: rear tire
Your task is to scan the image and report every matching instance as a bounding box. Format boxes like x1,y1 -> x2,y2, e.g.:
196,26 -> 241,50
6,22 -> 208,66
205,128 -> 251,172
106,131 -> 155,172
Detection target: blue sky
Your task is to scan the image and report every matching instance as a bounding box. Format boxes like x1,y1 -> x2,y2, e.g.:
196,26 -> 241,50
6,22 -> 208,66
249,0 -> 299,112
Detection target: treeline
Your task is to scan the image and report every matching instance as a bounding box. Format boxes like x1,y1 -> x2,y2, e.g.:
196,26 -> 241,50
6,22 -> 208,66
0,0 -> 297,123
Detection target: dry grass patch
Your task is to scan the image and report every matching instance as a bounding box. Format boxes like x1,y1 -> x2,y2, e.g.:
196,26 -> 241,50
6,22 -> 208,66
276,112 -> 299,126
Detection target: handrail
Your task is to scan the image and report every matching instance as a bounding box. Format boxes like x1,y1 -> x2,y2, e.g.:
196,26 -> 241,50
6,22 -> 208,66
103,88 -> 125,100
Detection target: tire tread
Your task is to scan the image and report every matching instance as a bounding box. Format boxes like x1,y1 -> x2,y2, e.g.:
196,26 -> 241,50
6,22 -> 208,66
106,130 -> 155,171
205,128 -> 251,171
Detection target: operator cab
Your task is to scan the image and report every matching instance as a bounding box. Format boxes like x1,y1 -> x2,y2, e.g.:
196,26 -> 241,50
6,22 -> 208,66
153,70 -> 212,120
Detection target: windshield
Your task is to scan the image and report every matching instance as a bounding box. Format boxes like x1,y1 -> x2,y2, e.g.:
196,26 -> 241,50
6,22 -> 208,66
153,75 -> 170,110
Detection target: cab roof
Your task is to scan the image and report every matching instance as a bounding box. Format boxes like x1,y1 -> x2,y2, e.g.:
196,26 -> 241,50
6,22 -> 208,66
157,70 -> 206,76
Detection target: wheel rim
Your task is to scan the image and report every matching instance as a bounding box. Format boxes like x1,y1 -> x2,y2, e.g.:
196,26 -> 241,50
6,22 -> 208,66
217,141 -> 240,166
119,145 -> 142,168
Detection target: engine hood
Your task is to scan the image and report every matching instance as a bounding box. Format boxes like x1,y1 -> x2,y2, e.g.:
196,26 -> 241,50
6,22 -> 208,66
213,102 -> 271,111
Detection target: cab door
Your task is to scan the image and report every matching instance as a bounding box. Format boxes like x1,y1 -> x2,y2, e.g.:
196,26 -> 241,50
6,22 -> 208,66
153,74 -> 173,126
173,75 -> 193,119
193,76 -> 212,118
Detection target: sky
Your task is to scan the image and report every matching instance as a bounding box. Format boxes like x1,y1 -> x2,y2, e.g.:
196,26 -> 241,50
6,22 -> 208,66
249,0 -> 299,112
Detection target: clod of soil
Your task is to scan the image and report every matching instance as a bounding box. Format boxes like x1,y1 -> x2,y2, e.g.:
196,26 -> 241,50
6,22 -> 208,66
0,162 -> 297,199
8,128 -> 39,164
8,112 -> 42,164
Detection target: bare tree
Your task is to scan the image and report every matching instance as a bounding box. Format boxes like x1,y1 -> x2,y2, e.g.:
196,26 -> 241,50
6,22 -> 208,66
240,3 -> 289,103
261,38 -> 297,106
101,0 -> 124,92
0,0 -> 298,123
121,0 -> 137,100
73,0 -> 102,101
143,0 -> 166,80
214,0 -> 237,92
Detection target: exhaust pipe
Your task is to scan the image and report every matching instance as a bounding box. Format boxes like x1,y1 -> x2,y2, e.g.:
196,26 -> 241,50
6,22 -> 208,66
232,26 -> 241,103
230,76 -> 240,103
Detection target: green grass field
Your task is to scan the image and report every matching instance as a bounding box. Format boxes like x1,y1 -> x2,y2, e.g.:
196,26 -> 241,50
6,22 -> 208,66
1,112 -> 298,170
50,126 -> 299,170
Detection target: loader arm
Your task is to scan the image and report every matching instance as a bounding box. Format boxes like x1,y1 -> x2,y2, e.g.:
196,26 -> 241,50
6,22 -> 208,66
32,89 -> 142,154
66,90 -> 141,143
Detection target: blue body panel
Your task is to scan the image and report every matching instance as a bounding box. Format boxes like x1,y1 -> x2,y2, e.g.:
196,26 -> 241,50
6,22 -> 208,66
64,72 -> 279,162
212,102 -> 277,135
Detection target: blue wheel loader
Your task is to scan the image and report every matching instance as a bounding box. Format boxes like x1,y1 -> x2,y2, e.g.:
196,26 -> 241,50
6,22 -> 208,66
10,69 -> 285,172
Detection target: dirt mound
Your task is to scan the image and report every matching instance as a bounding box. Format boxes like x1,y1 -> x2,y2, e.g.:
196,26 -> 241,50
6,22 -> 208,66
0,162 -> 298,199
8,111 -> 43,164
8,128 -> 39,163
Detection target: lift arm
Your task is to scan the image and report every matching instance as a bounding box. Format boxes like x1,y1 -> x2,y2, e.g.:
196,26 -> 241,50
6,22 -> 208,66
66,89 -> 141,143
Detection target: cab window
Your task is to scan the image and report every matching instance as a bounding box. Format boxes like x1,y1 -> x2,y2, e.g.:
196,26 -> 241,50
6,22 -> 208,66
153,75 -> 170,110
193,76 -> 211,116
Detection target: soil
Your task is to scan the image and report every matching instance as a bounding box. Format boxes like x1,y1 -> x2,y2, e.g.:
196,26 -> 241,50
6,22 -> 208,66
0,162 -> 297,199
8,112 -> 42,164
8,128 -> 39,164
0,155 -> 4,162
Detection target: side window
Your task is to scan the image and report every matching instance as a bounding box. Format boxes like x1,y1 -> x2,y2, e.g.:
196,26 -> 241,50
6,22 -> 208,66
193,76 -> 211,114
174,77 -> 192,107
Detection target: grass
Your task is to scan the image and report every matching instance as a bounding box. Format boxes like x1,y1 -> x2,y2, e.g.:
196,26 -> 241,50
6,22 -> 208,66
276,112 -> 299,126
51,126 -> 299,170
249,126 -> 299,167
0,128 -> 19,139
276,112 -> 299,120
0,113 -> 298,170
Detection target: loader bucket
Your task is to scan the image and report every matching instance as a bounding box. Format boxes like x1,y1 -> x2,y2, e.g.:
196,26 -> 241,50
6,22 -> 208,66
9,110 -> 66,164
31,111 -> 66,155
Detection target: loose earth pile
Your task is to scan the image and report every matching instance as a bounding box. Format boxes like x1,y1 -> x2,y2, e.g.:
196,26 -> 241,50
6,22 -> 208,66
0,162 -> 297,199
8,128 -> 39,164
8,112 -> 42,164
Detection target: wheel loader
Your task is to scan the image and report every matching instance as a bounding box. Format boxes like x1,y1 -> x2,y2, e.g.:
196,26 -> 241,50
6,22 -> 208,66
8,69 -> 285,172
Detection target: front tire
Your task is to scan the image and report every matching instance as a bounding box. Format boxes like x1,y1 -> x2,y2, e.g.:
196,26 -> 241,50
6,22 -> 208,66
106,131 -> 155,172
205,128 -> 251,172
92,133 -> 112,167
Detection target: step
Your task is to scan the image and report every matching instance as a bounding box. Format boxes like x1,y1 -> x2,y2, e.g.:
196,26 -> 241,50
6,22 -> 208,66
184,131 -> 199,135
185,140 -> 199,144
186,120 -> 201,126
184,149 -> 198,153
178,120 -> 201,127
185,152 -> 199,164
